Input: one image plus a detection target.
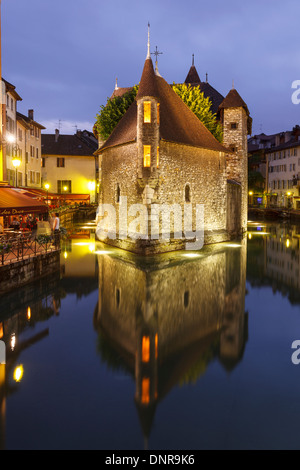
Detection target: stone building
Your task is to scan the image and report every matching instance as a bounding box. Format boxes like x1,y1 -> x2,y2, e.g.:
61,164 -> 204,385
95,39 -> 251,255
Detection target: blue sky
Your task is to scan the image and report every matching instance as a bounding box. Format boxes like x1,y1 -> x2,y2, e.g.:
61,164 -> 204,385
2,0 -> 300,136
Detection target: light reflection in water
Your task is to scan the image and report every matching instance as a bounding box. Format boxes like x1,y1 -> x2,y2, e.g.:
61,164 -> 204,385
1,221 -> 300,449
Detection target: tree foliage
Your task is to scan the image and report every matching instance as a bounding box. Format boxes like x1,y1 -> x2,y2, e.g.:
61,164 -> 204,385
95,85 -> 139,141
95,82 -> 223,142
172,83 -> 223,142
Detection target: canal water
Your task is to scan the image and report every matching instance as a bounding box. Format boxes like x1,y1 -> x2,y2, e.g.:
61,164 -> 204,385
1,219 -> 300,450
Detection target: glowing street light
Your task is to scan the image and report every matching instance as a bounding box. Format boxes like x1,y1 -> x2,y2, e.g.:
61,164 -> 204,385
45,183 -> 50,205
12,156 -> 21,187
13,365 -> 24,383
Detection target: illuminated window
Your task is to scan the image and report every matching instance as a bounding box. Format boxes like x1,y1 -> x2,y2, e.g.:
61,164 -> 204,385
142,336 -> 150,362
144,101 -> 151,123
57,180 -> 71,194
143,145 -> 151,167
141,378 -> 150,404
157,146 -> 159,168
157,103 -> 160,125
155,334 -> 158,359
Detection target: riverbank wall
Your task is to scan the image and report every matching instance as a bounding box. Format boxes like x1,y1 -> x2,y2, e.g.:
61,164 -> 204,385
248,207 -> 300,222
0,250 -> 61,296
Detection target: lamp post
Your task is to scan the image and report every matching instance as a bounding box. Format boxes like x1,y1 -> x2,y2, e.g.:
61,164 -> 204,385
88,181 -> 96,204
63,185 -> 68,205
248,191 -> 253,206
45,183 -> 50,206
7,134 -> 21,187
12,156 -> 21,188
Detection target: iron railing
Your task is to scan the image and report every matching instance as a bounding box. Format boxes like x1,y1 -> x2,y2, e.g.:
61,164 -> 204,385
0,233 -> 60,265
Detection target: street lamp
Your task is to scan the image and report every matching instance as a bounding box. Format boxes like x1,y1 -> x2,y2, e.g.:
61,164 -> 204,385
45,183 -> 50,205
12,156 -> 21,188
88,181 -> 96,204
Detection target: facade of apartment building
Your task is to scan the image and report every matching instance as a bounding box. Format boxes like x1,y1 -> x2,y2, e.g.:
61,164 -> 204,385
41,129 -> 98,203
2,78 -> 22,185
16,110 -> 45,188
248,126 -> 300,208
265,126 -> 300,209
1,78 -> 45,189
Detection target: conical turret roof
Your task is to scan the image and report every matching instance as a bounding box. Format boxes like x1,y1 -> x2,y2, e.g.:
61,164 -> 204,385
99,57 -> 229,153
219,88 -> 249,114
184,64 -> 201,85
136,57 -> 159,99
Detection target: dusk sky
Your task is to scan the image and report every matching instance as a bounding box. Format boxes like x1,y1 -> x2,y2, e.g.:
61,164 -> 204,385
2,0 -> 300,137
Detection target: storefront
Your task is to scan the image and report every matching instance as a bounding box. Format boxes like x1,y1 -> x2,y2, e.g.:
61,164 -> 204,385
0,187 -> 48,234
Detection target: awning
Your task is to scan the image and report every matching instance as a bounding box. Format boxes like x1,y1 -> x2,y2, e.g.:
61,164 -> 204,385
0,187 -> 48,216
56,194 -> 90,200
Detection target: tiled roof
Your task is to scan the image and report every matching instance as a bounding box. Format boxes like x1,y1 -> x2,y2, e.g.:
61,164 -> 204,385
99,58 -> 229,154
219,88 -> 249,114
264,137 -> 300,153
17,111 -> 46,130
2,78 -> 22,101
183,64 -> 224,114
184,65 -> 201,84
219,88 -> 252,135
111,87 -> 134,99
136,58 -> 159,99
42,132 -> 98,156
198,82 -> 224,115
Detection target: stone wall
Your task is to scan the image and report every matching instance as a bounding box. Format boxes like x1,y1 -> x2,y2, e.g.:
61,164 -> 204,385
0,251 -> 60,295
227,180 -> 241,236
98,140 -> 232,254
222,107 -> 248,233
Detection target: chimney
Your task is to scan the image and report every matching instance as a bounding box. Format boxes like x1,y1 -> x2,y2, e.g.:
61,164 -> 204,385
292,125 -> 300,141
55,129 -> 59,142
28,109 -> 34,120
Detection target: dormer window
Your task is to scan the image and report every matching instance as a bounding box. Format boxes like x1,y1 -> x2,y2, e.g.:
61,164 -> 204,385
143,145 -> 151,167
144,101 -> 151,123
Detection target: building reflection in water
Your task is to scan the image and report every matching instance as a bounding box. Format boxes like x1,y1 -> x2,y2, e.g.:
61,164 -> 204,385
247,221 -> 300,303
0,235 -> 99,450
94,239 -> 248,446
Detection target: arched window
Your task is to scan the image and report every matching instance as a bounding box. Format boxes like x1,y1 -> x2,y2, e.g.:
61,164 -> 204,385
185,184 -> 191,203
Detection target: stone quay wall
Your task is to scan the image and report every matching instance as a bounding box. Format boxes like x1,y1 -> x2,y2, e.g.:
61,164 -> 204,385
0,251 -> 60,296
